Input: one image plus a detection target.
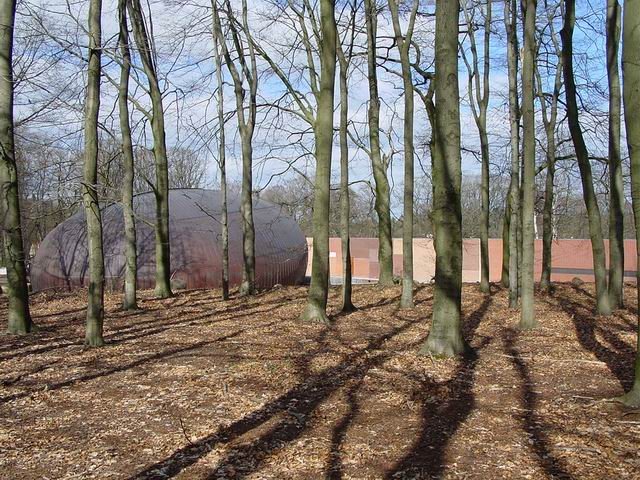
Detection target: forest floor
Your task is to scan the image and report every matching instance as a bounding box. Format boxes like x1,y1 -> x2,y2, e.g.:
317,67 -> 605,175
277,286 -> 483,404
1,283 -> 639,479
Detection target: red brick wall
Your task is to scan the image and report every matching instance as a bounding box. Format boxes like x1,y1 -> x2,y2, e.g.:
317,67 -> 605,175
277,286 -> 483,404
307,238 -> 639,284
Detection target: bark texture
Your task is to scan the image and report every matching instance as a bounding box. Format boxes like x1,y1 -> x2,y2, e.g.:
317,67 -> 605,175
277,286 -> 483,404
299,0 -> 337,324
337,4 -> 356,313
117,0 -> 138,311
620,0 -> 640,407
0,0 -> 32,334
505,0 -> 520,308
561,0 -> 611,316
520,0 -> 537,330
607,0 -> 624,309
128,0 -> 172,298
389,0 -> 418,308
420,0 -> 466,357
364,0 -> 393,286
462,0 -> 492,294
211,0 -> 229,300
83,0 -> 105,346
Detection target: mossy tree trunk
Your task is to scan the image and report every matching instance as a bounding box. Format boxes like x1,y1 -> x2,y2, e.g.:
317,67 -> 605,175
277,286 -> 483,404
128,0 -> 172,299
364,0 -> 393,286
211,0 -> 229,300
83,0 -> 105,346
420,0 -> 467,357
561,0 -> 611,316
117,0 -> 138,311
607,0 -> 624,309
0,0 -> 32,334
520,0 -> 537,330
389,0 -> 419,308
505,0 -> 521,308
299,0 -> 337,324
620,0 -> 640,407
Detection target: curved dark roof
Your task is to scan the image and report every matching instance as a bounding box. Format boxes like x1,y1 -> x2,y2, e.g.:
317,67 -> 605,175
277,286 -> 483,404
31,189 -> 308,291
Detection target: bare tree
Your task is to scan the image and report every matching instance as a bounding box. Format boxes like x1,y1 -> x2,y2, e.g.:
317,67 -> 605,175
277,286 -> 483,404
213,0 -> 257,296
128,0 -> 172,298
117,0 -> 137,311
620,0 -> 640,407
504,0 -> 520,308
520,0 -> 537,329
561,0 -> 610,316
0,0 -> 32,334
211,0 -> 229,300
83,0 -> 105,346
364,0 -> 394,286
336,0 -> 358,313
537,0 -> 563,292
420,0 -> 466,357
606,0 -> 624,309
461,0 -> 491,294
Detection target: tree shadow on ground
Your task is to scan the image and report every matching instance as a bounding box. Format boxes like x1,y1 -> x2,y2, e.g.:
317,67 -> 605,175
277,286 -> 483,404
502,327 -> 574,479
0,322 -> 267,404
128,314 -> 424,480
382,296 -> 492,479
555,288 -> 635,391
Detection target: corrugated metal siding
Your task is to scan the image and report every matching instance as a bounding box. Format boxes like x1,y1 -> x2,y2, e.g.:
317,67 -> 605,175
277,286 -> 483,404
31,189 -> 308,291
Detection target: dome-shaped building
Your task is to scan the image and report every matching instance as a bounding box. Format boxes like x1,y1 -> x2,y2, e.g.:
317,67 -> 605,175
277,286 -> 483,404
30,189 -> 308,292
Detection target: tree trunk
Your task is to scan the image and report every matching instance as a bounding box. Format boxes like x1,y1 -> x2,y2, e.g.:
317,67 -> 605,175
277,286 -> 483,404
211,0 -> 229,300
0,0 -> 32,334
607,0 -> 624,309
621,0 -> 640,406
520,0 -> 537,330
337,8 -> 355,313
83,0 -> 105,346
505,0 -> 521,308
420,0 -> 466,357
299,0 -> 336,324
128,0 -> 172,299
216,0 -> 257,296
117,0 -> 137,311
364,0 -> 393,286
561,0 -> 611,316
540,152 -> 555,291
501,194 -> 511,288
389,0 -> 418,308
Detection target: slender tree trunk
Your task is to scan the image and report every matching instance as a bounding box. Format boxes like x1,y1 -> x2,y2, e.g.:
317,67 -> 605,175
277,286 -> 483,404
505,0 -> 521,308
562,0 -> 611,316
520,0 -> 537,329
607,0 -> 624,309
420,0 -> 466,357
83,0 -> 105,346
217,0 -> 257,296
621,0 -> 640,405
211,0 -> 229,300
299,0 -> 336,324
389,0 -> 418,308
537,9 -> 562,292
128,0 -> 172,299
0,0 -> 32,334
364,0 -> 393,286
337,9 -> 355,313
117,0 -> 137,311
540,152 -> 555,290
502,194 -> 511,288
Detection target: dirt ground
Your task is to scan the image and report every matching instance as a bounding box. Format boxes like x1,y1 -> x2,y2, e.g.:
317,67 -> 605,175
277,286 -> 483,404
1,283 -> 639,479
